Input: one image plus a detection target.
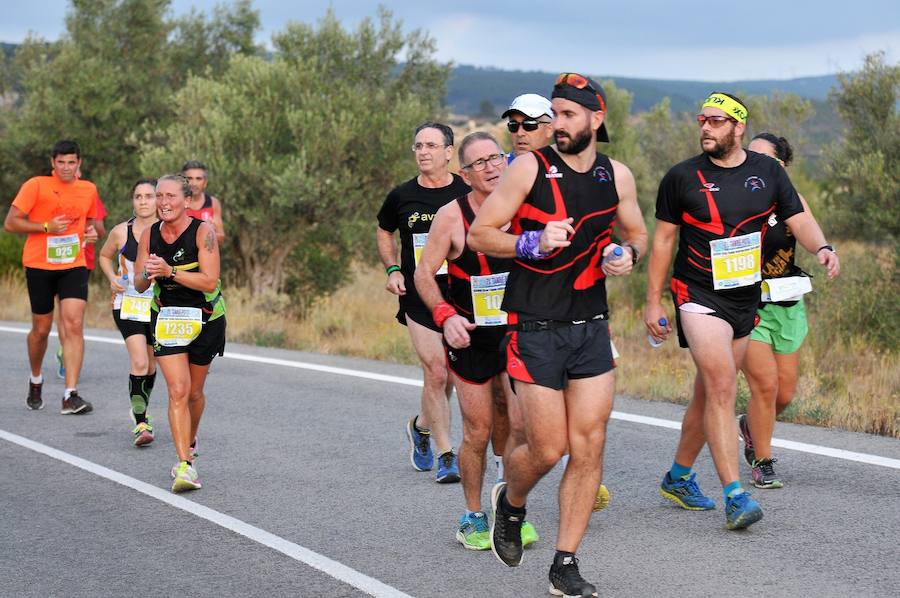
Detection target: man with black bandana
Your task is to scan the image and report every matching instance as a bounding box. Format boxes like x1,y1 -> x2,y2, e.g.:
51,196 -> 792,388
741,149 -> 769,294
469,73 -> 647,598
644,92 -> 839,530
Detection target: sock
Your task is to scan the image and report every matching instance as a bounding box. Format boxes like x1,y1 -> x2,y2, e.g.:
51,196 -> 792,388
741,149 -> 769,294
724,481 -> 743,499
30,374 -> 43,385
554,550 -> 576,564
129,373 -> 155,423
501,490 -> 526,515
465,510 -> 481,518
495,455 -> 504,482
669,461 -> 692,480
64,388 -> 76,399
146,370 -> 156,392
414,416 -> 431,435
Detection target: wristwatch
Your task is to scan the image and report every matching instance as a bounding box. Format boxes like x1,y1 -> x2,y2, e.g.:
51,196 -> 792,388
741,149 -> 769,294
627,244 -> 640,265
816,244 -> 836,254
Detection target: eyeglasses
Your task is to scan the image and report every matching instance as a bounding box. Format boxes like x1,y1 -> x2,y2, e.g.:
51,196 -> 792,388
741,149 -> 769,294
507,120 -> 549,133
461,153 -> 506,172
696,114 -> 736,127
412,142 -> 446,152
555,72 -> 606,112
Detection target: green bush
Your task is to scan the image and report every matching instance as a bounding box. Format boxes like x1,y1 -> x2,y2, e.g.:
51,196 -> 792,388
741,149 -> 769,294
0,232 -> 24,275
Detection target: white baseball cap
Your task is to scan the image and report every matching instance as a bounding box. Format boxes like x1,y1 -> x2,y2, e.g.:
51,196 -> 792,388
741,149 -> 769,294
501,93 -> 553,120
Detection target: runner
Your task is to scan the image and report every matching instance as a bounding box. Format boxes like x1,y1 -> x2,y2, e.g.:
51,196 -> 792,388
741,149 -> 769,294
134,174 -> 226,492
643,93 -> 839,530
4,140 -> 99,414
98,178 -> 159,446
503,94 -> 554,158
182,160 -> 225,244
414,131 -> 539,551
376,122 -> 470,483
469,73 -> 647,597
739,133 -> 839,488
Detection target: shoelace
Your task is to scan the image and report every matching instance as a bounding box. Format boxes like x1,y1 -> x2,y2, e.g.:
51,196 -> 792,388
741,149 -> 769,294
677,474 -> 703,495
756,458 -> 778,478
556,557 -> 588,585
465,514 -> 490,533
415,433 -> 430,454
439,452 -> 455,469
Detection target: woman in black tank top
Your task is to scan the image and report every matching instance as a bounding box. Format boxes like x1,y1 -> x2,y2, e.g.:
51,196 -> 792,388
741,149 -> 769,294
134,173 -> 226,494
97,178 -> 159,447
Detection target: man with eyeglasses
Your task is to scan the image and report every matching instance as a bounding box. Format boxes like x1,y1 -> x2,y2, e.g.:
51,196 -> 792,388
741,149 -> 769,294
415,131 -> 538,553
502,94 -> 554,158
377,122 -> 470,483
469,73 -> 647,597
643,92 -> 838,531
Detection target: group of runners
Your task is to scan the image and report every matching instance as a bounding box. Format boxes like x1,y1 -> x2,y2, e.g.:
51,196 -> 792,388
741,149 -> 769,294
377,74 -> 839,597
5,145 -> 227,493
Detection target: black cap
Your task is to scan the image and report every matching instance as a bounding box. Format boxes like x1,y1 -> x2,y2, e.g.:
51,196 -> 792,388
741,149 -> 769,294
551,73 -> 610,142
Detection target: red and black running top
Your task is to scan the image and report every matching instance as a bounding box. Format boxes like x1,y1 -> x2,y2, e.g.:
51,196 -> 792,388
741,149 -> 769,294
185,192 -> 215,223
447,195 -> 515,320
503,146 -> 620,321
656,151 -> 804,302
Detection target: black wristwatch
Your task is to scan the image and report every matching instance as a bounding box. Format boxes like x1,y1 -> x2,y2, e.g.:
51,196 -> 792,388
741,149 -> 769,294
627,244 -> 640,265
816,244 -> 835,254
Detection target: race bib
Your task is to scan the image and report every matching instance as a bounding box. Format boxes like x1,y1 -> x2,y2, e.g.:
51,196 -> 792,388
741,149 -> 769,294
470,272 -> 509,326
710,232 -> 761,290
154,306 -> 202,347
120,287 -> 154,322
412,233 -> 448,275
46,234 -> 80,265
761,276 -> 812,302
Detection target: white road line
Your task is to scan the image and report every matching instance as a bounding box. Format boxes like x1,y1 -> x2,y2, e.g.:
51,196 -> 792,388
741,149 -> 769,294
0,428 -> 413,598
2,324 -> 898,472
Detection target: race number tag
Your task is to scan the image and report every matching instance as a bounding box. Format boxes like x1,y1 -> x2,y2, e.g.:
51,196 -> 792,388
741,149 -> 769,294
154,306 -> 202,347
760,276 -> 812,302
120,287 -> 154,322
470,272 -> 509,326
710,232 -> 761,290
46,234 -> 80,265
412,233 -> 448,275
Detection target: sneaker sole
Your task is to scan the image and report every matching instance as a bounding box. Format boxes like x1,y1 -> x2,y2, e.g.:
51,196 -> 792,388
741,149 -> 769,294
752,479 -> 784,489
61,405 -> 90,415
455,531 -> 490,551
726,506 -> 763,530
489,482 -> 523,567
549,584 -> 598,598
172,477 -> 202,493
405,421 -> 433,472
658,487 -> 715,511
26,403 -> 44,410
133,433 -> 154,447
435,472 -> 460,484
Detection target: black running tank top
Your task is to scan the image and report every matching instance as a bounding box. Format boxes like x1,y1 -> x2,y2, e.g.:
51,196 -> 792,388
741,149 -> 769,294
503,147 -> 619,320
447,195 -> 515,319
760,212 -> 799,279
149,219 -> 207,308
121,218 -> 139,263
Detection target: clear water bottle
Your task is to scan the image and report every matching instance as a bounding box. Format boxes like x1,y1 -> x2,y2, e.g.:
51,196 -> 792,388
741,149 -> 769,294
602,245 -> 623,264
648,317 -> 667,348
119,272 -> 129,289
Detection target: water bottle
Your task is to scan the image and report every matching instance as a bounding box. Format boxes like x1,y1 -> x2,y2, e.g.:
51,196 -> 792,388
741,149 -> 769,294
648,317 -> 667,348
119,272 -> 129,289
602,245 -> 623,264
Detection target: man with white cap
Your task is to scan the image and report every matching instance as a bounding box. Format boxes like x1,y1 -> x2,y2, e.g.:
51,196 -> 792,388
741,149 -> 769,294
502,94 -> 555,158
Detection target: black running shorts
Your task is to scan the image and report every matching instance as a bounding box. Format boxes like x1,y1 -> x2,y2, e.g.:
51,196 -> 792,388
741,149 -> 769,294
503,318 -> 614,391
150,313 -> 226,366
445,326 -> 506,385
670,278 -> 758,348
25,267 -> 89,314
112,309 -> 152,344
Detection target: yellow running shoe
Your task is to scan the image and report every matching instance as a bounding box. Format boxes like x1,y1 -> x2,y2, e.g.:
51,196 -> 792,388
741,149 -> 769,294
593,484 -> 611,512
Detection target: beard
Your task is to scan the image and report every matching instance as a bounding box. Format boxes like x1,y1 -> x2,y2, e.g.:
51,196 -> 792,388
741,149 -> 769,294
556,125 -> 594,154
702,132 -> 738,159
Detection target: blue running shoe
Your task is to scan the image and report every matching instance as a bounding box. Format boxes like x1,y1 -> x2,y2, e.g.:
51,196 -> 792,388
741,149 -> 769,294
456,511 -> 491,550
436,450 -> 460,484
659,472 -> 716,510
405,416 -> 433,471
56,346 -> 65,380
725,491 -> 763,530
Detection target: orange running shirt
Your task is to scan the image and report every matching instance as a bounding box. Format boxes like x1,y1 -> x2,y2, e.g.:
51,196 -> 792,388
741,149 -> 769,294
11,172 -> 100,270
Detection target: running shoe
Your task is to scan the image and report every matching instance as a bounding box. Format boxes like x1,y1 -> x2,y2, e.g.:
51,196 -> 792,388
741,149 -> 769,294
56,346 -> 65,380
405,416 -> 433,471
751,458 -> 783,489
521,521 -> 539,547
171,461 -> 201,493
593,484 -> 611,512
436,451 -> 460,484
27,381 -> 43,410
132,422 -> 154,447
549,554 -> 598,597
456,511 -> 491,550
61,391 -> 92,415
739,414 -> 756,465
659,472 -> 716,510
724,490 -> 763,530
490,482 -> 524,567
190,437 -> 199,459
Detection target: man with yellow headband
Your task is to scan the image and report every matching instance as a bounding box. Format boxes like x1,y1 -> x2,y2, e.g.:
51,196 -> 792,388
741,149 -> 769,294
643,92 -> 838,530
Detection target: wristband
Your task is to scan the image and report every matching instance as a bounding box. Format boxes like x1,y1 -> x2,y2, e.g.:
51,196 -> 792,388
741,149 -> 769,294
386,265 -> 401,275
515,229 -> 550,260
432,301 -> 458,328
816,244 -> 835,254
170,267 -> 176,279
626,244 -> 640,265
43,222 -> 49,233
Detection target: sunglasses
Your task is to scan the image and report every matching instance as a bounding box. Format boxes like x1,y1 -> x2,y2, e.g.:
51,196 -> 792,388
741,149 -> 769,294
555,73 -> 606,112
696,114 -> 737,127
507,120 -> 549,133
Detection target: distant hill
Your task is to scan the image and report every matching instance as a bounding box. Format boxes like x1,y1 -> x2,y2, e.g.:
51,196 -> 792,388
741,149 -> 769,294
446,64 -> 839,116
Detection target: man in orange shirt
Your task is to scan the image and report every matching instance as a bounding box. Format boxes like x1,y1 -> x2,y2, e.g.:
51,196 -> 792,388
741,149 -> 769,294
4,140 -> 99,414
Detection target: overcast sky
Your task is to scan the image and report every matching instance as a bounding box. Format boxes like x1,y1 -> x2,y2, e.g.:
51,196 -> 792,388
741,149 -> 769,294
2,1 -> 897,81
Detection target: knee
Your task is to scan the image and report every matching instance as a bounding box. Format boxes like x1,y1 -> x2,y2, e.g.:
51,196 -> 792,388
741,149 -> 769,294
131,356 -> 150,374
188,389 -> 205,404
531,443 -> 567,471
62,315 -> 84,334
462,419 -> 492,449
167,383 -> 190,404
31,318 -> 52,337
421,358 -> 448,388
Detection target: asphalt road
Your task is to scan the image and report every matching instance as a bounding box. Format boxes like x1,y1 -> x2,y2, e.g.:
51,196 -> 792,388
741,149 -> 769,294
1,321 -> 898,598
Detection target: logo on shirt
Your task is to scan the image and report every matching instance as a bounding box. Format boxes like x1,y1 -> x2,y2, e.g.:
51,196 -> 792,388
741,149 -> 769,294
699,182 -> 720,193
173,248 -> 186,262
407,212 -> 436,228
745,176 -> 766,192
767,213 -> 778,227
545,165 -> 563,179
592,165 -> 611,183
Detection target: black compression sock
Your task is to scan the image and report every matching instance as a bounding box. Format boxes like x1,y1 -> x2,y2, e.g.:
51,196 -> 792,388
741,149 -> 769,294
554,550 -> 576,564
501,490 -> 526,515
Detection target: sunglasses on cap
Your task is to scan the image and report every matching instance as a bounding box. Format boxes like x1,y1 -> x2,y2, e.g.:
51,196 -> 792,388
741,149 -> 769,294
696,114 -> 737,127
507,119 -> 549,133
555,73 -> 607,112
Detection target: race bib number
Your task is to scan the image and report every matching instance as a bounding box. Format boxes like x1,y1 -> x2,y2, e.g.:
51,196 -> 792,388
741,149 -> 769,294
46,234 -> 80,265
154,306 -> 202,347
412,233 -> 447,275
761,276 -> 812,302
120,287 -> 153,322
470,272 -> 509,326
710,232 -> 761,290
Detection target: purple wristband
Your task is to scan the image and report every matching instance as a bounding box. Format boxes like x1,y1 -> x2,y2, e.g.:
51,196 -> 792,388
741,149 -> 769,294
515,229 -> 550,260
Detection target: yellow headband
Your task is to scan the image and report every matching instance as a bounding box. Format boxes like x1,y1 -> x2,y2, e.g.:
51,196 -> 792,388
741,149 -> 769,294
701,93 -> 748,123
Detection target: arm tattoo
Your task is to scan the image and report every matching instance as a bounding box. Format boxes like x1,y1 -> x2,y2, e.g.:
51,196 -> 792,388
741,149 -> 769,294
204,228 -> 216,252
